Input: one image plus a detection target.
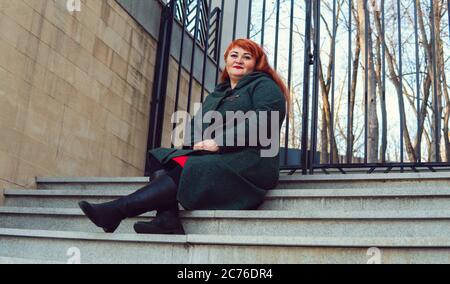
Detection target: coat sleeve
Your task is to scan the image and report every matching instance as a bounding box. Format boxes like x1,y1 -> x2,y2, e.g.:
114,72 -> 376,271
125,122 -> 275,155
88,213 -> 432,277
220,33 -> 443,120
213,79 -> 286,152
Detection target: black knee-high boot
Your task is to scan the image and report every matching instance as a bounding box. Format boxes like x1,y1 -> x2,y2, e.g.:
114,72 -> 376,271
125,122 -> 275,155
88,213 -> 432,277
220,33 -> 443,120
133,201 -> 185,235
78,174 -> 177,233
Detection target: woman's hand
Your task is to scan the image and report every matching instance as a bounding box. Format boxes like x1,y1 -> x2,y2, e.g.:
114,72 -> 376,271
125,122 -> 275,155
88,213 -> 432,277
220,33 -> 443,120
193,140 -> 219,152
193,141 -> 204,150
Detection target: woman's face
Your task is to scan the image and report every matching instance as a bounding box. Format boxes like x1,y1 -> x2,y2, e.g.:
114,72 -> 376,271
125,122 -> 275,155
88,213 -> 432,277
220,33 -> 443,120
225,47 -> 256,81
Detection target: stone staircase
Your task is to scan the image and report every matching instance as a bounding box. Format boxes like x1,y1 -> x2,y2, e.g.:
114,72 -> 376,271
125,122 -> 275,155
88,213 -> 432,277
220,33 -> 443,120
1,173 -> 450,263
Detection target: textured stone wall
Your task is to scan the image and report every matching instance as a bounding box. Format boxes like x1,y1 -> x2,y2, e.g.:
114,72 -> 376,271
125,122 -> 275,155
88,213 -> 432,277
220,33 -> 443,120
0,0 -> 157,191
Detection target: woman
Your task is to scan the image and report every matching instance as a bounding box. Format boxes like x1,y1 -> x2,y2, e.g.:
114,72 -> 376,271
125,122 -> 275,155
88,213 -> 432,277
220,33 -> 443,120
78,39 -> 289,235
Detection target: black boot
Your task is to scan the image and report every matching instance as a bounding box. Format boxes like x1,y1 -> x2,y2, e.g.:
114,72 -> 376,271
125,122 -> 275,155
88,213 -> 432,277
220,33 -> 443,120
150,169 -> 168,181
133,202 -> 185,235
78,174 -> 178,233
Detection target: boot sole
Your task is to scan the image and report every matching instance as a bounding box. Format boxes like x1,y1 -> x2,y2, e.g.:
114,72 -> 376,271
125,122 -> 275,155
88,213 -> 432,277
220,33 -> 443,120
133,222 -> 185,235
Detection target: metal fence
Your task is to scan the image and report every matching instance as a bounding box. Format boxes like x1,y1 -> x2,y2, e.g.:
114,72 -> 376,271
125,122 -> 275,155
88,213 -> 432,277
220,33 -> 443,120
148,0 -> 450,175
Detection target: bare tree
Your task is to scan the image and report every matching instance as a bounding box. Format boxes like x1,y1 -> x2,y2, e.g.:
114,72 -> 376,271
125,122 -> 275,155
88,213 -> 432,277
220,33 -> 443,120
358,0 -> 379,162
317,0 -> 345,163
372,0 -> 387,162
347,0 -> 361,162
371,0 -> 416,162
248,0 -> 449,165
434,1 -> 450,161
416,0 -> 443,161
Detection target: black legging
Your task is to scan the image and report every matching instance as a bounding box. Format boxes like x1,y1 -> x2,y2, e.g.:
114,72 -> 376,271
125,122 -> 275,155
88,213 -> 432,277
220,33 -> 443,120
147,154 -> 183,185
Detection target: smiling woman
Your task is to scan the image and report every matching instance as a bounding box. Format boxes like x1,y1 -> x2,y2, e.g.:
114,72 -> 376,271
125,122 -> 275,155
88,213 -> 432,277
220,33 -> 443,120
226,47 -> 257,89
78,39 -> 289,236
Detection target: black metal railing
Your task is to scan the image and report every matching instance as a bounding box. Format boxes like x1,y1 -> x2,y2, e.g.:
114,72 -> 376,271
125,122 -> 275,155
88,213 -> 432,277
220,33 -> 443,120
148,0 -> 450,175
174,0 -> 221,60
145,0 -> 223,175
302,0 -> 450,174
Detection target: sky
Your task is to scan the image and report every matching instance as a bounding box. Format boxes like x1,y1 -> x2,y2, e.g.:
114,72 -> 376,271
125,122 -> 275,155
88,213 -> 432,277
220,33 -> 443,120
246,0 -> 450,162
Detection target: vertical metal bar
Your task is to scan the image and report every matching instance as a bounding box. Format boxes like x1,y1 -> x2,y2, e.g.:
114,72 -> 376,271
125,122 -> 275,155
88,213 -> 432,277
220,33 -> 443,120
198,0 -> 208,46
448,0 -> 450,44
145,0 -> 176,175
208,6 -> 214,55
310,0 -> 321,174
187,0 -> 202,114
175,1 -> 182,21
247,0 -> 253,39
200,0 -> 213,103
301,0 -> 313,174
172,0 -> 188,147
211,9 -> 220,60
397,0 -> 404,165
363,0 -> 368,164
346,0 -> 352,164
274,0 -> 280,70
233,0 -> 239,40
381,0 -> 386,163
215,0 -> 225,85
285,0 -> 294,168
330,0 -> 337,164
413,0 -> 421,162
261,0 -> 267,46
430,0 -> 440,162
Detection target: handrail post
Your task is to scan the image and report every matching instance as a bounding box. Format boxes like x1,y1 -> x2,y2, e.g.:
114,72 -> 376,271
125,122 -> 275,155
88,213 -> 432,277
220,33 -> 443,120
145,0 -> 176,176
301,0 -> 314,175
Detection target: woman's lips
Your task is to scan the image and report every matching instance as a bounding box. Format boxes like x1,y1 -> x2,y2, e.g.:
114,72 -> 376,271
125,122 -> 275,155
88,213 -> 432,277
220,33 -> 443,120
233,66 -> 243,69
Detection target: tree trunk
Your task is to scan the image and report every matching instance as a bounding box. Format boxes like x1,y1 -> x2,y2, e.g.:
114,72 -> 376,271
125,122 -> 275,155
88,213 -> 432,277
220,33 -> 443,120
371,0 -> 417,162
416,73 -> 432,161
318,62 -> 340,163
321,107 -> 328,163
417,0 -> 441,161
437,12 -> 450,161
372,1 -> 387,163
316,1 -> 344,164
432,2 -> 448,162
358,0 -> 379,163
347,2 -> 360,163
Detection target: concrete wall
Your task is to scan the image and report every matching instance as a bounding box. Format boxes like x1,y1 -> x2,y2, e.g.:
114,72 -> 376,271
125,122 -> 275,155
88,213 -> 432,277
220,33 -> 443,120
0,0 -> 157,191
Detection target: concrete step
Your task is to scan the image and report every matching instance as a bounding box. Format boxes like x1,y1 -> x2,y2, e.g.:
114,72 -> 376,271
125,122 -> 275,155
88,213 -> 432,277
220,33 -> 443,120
1,207 -> 450,238
280,167 -> 450,175
278,172 -> 450,189
0,256 -> 64,264
36,177 -> 151,190
19,173 -> 450,263
6,187 -> 450,211
36,173 -> 450,191
4,189 -> 139,208
1,228 -> 450,263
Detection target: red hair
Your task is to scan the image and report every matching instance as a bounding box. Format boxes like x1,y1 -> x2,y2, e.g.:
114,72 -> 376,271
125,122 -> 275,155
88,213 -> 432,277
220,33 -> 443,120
220,39 -> 290,113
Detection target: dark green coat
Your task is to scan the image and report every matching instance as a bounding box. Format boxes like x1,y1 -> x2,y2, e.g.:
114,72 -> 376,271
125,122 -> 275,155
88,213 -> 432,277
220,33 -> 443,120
148,72 -> 286,210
